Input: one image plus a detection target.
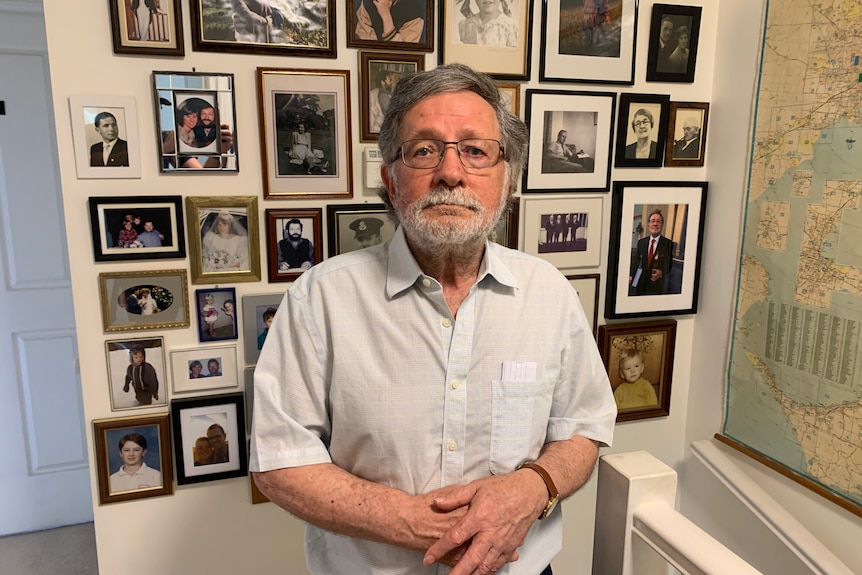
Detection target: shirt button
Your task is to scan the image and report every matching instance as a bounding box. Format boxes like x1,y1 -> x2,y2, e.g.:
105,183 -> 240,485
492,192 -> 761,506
422,278 -> 431,287
442,318 -> 452,328
448,441 -> 458,451
451,380 -> 461,389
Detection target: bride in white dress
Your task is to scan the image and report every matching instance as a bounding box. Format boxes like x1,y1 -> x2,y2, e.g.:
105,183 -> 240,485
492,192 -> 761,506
201,210 -> 249,272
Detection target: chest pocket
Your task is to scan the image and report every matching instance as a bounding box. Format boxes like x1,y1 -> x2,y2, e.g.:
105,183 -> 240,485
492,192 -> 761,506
489,379 -> 554,475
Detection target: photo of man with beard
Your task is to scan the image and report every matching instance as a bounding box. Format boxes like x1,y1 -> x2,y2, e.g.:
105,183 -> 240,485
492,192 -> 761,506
277,218 -> 315,272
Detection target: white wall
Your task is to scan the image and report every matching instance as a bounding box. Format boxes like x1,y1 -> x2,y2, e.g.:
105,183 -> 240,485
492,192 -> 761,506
39,0 -> 862,573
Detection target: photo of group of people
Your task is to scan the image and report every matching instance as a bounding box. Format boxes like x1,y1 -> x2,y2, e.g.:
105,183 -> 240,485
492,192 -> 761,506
100,207 -> 173,251
558,0 -> 622,58
538,212 -> 588,254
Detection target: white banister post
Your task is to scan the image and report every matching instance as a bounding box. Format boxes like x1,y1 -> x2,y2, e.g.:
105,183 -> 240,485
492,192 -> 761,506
592,451 -> 678,575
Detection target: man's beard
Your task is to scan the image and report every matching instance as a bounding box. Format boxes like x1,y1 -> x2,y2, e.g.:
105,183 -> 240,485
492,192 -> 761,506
289,233 -> 302,241
395,181 -> 509,255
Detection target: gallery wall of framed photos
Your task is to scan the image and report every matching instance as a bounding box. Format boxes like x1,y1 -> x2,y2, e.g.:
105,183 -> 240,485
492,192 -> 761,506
40,1 -> 721,573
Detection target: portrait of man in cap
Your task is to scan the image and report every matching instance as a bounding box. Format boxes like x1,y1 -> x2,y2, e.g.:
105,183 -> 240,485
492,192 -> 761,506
349,217 -> 385,249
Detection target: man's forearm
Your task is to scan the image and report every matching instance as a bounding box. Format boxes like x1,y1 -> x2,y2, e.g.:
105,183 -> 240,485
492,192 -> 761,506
533,435 -> 600,499
253,462 -> 464,553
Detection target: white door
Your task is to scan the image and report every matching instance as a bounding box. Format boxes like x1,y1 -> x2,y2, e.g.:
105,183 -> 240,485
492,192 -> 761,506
0,50 -> 92,535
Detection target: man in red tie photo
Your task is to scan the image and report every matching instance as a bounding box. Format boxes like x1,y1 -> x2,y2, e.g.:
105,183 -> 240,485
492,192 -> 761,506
629,209 -> 672,295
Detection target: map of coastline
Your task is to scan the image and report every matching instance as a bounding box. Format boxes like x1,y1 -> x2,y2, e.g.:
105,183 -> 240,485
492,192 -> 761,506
725,0 -> 862,509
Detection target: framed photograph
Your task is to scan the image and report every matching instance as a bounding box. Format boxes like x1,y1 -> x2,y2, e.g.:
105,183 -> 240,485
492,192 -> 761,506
194,287 -> 238,342
522,196 -> 603,269
605,181 -> 708,319
490,206 -> 519,249
88,196 -> 185,262
539,0 -> 638,85
153,71 -> 238,172
326,203 -> 397,257
242,293 -> 284,365
613,93 -> 670,168
171,392 -> 248,485
598,319 -> 676,422
265,208 -> 323,282
257,68 -> 353,199
439,0 -> 534,80
567,273 -> 600,335
186,196 -> 261,285
347,0 -> 434,52
105,337 -> 168,411
169,344 -> 239,394
359,52 -> 425,141
523,89 -> 616,193
92,413 -> 173,505
108,0 -> 184,56
645,4 -> 702,83
664,102 -> 709,167
188,0 -> 336,58
69,95 -> 141,179
99,269 -> 190,332
496,81 -> 521,116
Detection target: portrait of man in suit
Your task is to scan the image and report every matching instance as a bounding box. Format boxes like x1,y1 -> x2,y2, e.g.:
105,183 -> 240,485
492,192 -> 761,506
629,209 -> 673,296
672,115 -> 702,159
89,111 -> 129,167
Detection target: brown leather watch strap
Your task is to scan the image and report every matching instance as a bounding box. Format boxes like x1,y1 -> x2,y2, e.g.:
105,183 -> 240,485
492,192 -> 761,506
517,462 -> 560,519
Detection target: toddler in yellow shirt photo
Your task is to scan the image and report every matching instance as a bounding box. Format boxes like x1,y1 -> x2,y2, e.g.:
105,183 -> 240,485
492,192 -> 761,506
614,348 -> 659,409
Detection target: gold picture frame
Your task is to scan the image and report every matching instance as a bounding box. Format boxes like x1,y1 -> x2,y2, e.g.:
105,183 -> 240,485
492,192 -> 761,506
185,196 -> 261,285
99,269 -> 190,332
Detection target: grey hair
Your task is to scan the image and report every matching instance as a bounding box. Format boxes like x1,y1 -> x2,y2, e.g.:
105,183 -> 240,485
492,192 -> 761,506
375,63 -> 529,220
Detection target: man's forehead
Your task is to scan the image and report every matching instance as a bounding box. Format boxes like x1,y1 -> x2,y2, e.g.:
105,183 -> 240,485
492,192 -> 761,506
400,91 -> 500,138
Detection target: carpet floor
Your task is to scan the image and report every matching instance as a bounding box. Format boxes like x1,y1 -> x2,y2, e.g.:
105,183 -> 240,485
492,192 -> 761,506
0,522 -> 97,574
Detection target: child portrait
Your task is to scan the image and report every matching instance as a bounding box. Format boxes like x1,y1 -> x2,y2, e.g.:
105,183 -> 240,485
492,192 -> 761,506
105,337 -> 168,411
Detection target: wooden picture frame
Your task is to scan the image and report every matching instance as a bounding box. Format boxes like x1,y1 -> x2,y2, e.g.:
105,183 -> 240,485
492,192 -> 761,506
346,0 -> 434,52
439,0 -> 534,80
613,92 -> 670,168
88,196 -> 185,262
645,3 -> 702,83
93,413 -> 174,505
105,337 -> 168,411
69,95 -> 141,179
495,81 -> 521,117
540,0 -> 638,85
153,71 -> 238,172
169,344 -> 240,395
567,273 -> 600,336
265,208 -> 323,282
522,196 -> 603,269
171,392 -> 248,485
605,181 -> 708,319
598,319 -> 676,422
326,203 -> 396,257
257,68 -> 353,199
490,206 -> 519,249
99,269 -> 190,332
194,287 -> 238,342
188,0 -> 336,58
241,293 -> 283,365
664,102 -> 709,167
359,51 -> 425,142
524,89 -> 616,193
108,0 -> 184,56
185,196 -> 261,285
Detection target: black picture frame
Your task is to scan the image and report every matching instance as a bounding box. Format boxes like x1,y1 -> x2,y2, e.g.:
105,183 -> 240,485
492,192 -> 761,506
188,0 -> 336,58
598,319 -> 676,422
194,287 -> 238,343
89,196 -> 185,262
645,4 -> 702,83
326,203 -> 397,257
605,181 -> 708,319
613,93 -> 670,168
265,208 -> 323,283
171,392 -> 248,485
346,0 -> 434,52
153,71 -> 239,172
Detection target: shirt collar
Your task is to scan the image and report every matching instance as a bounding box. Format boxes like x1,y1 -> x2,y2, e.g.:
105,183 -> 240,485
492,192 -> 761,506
385,225 -> 519,298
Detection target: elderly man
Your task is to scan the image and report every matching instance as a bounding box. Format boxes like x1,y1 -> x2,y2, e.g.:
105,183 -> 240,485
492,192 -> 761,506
250,64 -> 616,575
672,116 -> 701,159
629,209 -> 673,296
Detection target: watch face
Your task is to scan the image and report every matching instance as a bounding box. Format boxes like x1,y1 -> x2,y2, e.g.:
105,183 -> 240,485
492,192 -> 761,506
541,495 -> 559,519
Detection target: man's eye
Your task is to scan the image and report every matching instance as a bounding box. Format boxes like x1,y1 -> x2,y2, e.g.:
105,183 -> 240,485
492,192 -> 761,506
463,146 -> 487,157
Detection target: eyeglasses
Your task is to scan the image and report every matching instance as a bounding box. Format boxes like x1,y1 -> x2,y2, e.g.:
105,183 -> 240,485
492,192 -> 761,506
396,139 -> 504,169
632,119 -> 651,128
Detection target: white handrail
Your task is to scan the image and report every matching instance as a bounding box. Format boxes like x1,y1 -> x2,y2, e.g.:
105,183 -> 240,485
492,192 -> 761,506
690,439 -> 855,575
632,501 -> 762,575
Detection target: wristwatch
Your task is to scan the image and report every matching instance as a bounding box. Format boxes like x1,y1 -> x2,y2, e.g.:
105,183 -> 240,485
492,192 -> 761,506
517,462 -> 559,520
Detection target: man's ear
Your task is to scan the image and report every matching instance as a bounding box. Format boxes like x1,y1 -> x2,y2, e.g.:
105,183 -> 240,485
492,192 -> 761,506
380,164 -> 396,205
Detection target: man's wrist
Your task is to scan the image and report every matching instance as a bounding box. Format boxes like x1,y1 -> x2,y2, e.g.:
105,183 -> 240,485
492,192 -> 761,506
516,462 -> 559,519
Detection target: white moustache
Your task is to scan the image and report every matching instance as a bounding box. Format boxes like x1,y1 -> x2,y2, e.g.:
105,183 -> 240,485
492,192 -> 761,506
417,187 -> 482,212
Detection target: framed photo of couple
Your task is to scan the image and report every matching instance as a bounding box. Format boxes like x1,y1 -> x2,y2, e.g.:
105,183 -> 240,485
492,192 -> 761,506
98,270 -> 190,332
645,4 -> 702,83
169,344 -> 240,395
604,181 -> 708,319
359,52 -> 425,142
439,0 -> 534,80
185,196 -> 261,285
598,319 -> 676,422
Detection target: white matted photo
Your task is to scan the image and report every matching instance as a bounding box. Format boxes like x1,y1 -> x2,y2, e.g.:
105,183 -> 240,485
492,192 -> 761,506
69,95 -> 141,179
105,337 -> 168,411
523,197 -> 603,269
170,344 -> 239,394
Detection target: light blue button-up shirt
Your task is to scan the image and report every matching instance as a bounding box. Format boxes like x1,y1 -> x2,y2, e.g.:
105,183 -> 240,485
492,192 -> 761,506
251,226 -> 616,574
